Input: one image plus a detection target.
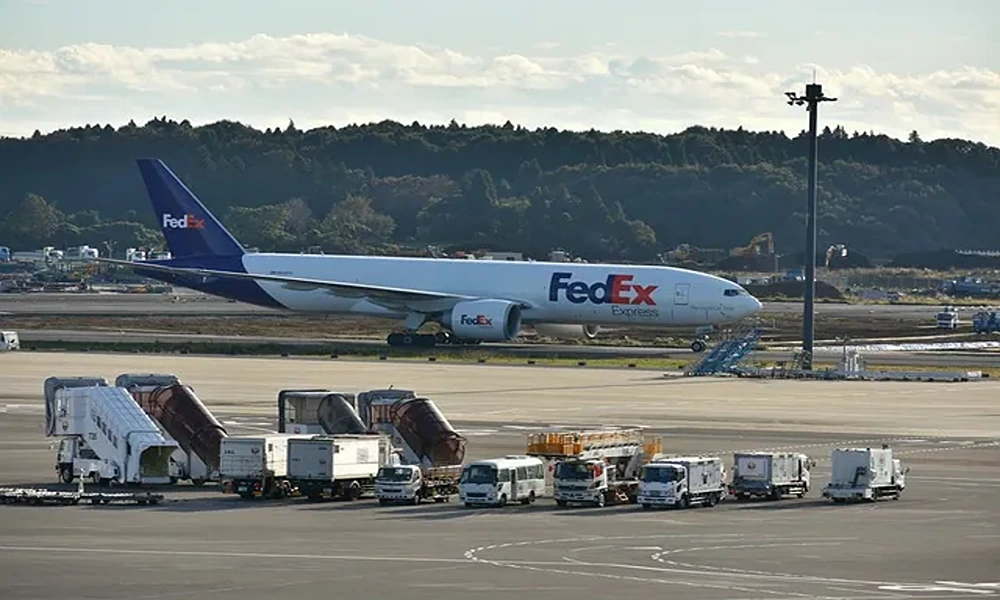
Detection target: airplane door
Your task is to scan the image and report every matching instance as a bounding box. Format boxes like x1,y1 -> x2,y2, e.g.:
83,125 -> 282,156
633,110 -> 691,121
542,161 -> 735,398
674,283 -> 690,305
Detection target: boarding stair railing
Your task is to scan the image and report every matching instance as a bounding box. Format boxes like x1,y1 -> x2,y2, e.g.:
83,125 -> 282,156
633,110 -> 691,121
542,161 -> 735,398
685,321 -> 762,376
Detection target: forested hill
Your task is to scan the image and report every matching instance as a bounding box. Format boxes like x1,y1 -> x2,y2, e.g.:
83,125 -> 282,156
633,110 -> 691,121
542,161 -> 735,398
1,117 -> 998,262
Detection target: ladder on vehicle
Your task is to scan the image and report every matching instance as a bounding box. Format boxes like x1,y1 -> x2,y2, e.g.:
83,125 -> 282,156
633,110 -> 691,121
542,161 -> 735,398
685,322 -> 762,376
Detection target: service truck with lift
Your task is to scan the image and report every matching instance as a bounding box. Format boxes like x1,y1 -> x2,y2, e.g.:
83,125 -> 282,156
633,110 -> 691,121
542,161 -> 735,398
526,428 -> 663,508
220,434 -> 312,499
822,445 -> 908,502
44,377 -> 179,486
286,434 -> 394,501
637,455 -> 727,509
729,452 -> 814,501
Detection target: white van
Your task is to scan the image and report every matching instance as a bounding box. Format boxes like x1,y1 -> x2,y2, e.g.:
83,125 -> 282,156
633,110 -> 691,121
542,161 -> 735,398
459,455 -> 546,507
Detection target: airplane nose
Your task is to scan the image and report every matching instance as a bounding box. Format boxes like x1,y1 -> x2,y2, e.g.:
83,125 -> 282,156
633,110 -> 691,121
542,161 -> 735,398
747,295 -> 763,315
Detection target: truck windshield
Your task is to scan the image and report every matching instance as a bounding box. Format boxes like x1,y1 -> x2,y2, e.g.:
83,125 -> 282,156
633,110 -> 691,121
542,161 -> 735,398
460,464 -> 496,484
642,466 -> 683,483
377,467 -> 412,482
555,462 -> 593,480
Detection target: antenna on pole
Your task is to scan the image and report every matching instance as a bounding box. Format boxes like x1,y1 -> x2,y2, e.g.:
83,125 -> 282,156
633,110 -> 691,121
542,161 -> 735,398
784,81 -> 837,371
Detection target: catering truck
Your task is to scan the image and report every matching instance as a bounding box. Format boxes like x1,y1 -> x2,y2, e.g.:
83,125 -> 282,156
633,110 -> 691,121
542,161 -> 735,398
375,464 -> 461,505
637,455 -> 726,509
729,452 -> 814,501
526,428 -> 663,508
219,434 -> 312,499
286,434 -> 393,501
822,446 -> 908,502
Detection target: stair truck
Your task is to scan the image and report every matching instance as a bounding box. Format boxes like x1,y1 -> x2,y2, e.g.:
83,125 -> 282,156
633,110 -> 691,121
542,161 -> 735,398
526,428 -> 663,508
219,433 -> 312,499
359,388 -> 468,505
729,452 -> 815,501
44,377 -> 179,486
276,389 -> 365,435
822,445 -> 908,502
116,373 -> 228,485
637,455 -> 727,509
286,434 -> 394,501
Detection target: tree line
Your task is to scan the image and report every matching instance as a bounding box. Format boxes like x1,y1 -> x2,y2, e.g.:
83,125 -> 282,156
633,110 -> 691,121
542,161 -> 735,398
0,117 -> 997,264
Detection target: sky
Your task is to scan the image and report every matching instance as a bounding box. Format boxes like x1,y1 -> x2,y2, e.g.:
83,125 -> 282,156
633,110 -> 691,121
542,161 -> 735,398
1,0 -> 998,146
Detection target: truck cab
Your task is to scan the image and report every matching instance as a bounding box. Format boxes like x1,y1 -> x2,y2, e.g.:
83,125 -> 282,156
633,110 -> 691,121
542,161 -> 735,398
637,457 -> 726,509
0,331 -> 19,351
376,464 -> 422,504
552,458 -> 637,507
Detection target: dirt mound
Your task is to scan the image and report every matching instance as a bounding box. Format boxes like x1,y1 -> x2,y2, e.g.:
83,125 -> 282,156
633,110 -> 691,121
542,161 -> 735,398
745,280 -> 845,301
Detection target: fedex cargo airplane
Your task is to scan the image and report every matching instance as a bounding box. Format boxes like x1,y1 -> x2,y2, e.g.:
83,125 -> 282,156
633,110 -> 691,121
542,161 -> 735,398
99,159 -> 762,349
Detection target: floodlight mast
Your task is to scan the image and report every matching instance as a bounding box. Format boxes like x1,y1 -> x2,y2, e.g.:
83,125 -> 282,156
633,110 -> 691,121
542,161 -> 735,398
785,83 -> 837,370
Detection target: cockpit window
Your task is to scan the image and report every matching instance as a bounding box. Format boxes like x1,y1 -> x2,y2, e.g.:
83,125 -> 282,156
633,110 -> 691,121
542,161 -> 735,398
724,289 -> 742,297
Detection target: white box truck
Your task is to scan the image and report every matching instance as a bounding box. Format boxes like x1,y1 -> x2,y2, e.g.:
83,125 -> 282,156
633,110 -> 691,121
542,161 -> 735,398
375,464 -> 461,505
637,456 -> 726,509
219,434 -> 312,499
287,434 -> 391,501
823,446 -> 908,502
730,452 -> 814,500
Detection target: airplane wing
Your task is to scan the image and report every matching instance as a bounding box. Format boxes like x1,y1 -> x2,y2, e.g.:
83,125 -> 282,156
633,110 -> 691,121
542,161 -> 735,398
96,258 -> 488,311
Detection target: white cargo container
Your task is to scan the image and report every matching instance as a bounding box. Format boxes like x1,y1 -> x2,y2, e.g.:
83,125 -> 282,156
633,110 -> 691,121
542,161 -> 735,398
219,434 -> 312,499
823,446 -> 908,502
730,452 -> 814,500
637,456 -> 726,509
287,434 -> 391,501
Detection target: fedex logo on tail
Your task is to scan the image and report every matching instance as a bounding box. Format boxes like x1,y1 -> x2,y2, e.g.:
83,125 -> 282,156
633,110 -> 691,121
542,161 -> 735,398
549,272 -> 657,305
162,213 -> 205,230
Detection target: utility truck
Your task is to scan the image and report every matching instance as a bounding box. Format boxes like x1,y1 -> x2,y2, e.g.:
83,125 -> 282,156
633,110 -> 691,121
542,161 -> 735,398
286,434 -> 394,501
637,455 -> 726,509
822,446 -> 908,502
729,452 -> 814,501
44,377 -> 179,486
375,464 -> 461,505
220,434 -> 312,499
526,428 -> 663,508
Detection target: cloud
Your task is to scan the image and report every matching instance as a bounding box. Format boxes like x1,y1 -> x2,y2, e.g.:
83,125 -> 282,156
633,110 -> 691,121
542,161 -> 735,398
718,31 -> 765,39
0,32 -> 997,146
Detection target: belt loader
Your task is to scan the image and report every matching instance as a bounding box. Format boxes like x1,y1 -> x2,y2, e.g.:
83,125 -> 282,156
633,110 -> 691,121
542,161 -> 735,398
527,428 -> 663,508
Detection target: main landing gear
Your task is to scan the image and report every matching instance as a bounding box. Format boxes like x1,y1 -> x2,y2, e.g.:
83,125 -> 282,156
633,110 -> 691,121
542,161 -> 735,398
386,331 -> 482,347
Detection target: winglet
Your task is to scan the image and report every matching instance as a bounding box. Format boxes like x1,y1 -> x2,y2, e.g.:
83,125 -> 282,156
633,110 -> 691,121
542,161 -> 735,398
136,158 -> 245,258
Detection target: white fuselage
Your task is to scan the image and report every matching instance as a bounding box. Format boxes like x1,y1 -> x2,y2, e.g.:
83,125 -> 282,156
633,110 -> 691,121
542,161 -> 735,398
233,253 -> 761,328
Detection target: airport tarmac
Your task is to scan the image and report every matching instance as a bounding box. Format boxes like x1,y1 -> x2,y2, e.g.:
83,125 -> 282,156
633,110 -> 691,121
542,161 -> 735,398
1,352 -> 998,599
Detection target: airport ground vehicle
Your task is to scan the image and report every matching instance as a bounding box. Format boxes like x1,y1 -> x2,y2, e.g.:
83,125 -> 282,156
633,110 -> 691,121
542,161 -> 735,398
375,464 -> 461,505
0,330 -> 19,351
287,434 -> 393,501
459,455 -> 546,507
526,428 -> 662,508
100,158 -> 762,349
116,373 -> 228,485
219,434 -> 312,499
972,311 -> 1000,334
729,452 -> 814,500
637,456 -> 726,509
822,446 -> 908,502
44,378 -> 178,486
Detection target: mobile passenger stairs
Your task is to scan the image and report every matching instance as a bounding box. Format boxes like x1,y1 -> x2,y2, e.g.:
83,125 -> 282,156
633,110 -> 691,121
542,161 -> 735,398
685,321 -> 762,376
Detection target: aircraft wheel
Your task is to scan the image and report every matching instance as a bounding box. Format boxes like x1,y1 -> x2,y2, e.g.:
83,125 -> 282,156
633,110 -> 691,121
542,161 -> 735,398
691,340 -> 706,353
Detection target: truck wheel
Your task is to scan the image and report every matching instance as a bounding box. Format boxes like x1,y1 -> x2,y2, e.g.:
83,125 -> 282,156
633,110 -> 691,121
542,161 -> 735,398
191,479 -> 207,487
556,499 -> 567,507
498,494 -> 507,507
411,495 -> 420,506
595,492 -> 606,508
59,467 -> 74,484
680,494 -> 690,509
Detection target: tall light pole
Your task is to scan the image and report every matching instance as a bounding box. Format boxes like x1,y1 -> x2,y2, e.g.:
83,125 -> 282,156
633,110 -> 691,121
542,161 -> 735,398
785,82 -> 837,370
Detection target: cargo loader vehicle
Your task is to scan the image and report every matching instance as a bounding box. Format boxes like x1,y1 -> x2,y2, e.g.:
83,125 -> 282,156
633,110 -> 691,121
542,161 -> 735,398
526,428 -> 663,508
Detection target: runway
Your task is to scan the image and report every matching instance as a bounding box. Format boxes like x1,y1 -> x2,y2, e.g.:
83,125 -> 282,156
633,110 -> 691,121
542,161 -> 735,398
1,352 -> 998,599
15,327 -> 1000,368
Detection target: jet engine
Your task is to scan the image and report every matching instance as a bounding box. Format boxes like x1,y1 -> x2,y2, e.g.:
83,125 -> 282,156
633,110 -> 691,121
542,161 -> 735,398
445,299 -> 523,342
533,323 -> 601,340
